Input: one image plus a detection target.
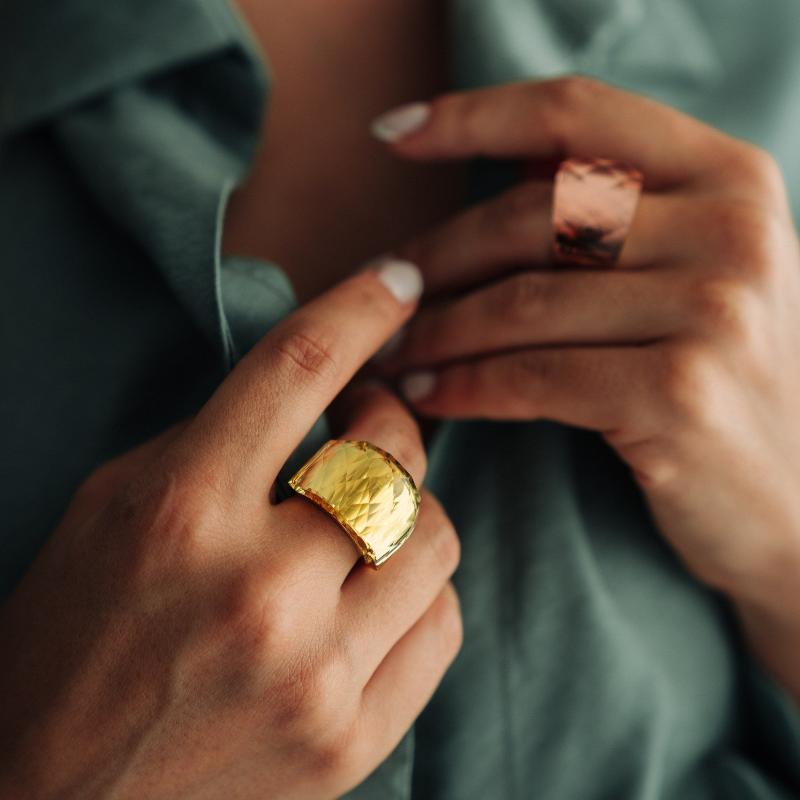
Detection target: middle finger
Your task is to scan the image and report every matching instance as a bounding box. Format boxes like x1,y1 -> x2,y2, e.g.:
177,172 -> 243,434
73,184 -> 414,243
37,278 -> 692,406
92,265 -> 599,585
379,267 -> 684,373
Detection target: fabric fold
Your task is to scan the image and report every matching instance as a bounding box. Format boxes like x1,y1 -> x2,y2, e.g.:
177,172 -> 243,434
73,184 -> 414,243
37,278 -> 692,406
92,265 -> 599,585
2,0 -> 256,137
41,3 -> 268,369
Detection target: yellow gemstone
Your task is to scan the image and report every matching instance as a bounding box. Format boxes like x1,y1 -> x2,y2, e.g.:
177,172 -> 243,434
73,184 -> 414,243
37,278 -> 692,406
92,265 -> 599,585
288,439 -> 421,567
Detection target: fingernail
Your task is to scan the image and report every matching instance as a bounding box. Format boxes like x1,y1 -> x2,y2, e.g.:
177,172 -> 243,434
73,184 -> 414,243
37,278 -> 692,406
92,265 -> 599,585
376,258 -> 423,304
370,102 -> 431,143
373,327 -> 407,362
401,370 -> 437,402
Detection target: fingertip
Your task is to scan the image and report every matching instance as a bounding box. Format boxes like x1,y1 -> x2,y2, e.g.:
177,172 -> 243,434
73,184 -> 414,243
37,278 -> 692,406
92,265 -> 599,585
374,257 -> 424,305
370,102 -> 432,144
401,371 -> 437,403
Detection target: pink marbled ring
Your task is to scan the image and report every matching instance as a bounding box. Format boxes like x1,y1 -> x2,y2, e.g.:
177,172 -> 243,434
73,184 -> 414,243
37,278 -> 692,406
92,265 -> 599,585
551,157 -> 644,268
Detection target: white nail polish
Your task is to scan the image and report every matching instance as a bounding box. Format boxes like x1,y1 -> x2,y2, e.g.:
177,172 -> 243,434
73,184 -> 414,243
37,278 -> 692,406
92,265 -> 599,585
402,371 -> 437,402
370,102 -> 431,143
373,327 -> 407,362
376,259 -> 423,304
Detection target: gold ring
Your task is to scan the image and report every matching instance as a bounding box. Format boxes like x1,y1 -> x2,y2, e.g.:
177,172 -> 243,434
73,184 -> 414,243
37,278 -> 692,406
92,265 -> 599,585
288,439 -> 421,568
552,157 -> 644,268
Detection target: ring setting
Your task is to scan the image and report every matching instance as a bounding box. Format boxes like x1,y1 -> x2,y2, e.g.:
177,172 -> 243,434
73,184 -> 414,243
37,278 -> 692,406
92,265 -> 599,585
288,439 -> 421,568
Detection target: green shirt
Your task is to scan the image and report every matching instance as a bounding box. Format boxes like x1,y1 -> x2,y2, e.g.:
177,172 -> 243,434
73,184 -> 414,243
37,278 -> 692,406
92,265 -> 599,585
2,1 -> 799,797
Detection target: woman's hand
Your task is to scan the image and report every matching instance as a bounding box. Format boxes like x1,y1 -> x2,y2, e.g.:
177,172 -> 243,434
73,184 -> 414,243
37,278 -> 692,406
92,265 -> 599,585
374,78 -> 800,696
0,261 -> 462,799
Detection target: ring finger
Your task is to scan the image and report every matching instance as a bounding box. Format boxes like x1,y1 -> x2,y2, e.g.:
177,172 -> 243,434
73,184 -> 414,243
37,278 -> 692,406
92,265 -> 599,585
275,382 -> 428,589
401,180 -> 695,298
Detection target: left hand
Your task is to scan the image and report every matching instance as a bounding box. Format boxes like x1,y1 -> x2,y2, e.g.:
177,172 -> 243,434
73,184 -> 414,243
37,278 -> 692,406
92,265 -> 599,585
374,77 -> 800,613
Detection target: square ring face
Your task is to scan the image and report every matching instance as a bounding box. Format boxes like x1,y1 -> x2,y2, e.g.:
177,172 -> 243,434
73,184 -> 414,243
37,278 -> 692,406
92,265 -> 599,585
289,440 -> 421,567
552,157 -> 644,267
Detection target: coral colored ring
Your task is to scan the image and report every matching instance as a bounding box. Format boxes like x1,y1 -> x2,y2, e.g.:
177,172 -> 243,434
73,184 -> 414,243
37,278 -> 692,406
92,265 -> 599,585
551,157 -> 644,268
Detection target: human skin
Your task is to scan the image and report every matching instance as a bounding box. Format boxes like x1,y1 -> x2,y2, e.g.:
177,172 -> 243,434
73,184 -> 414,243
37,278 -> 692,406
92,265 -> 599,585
224,0 -> 464,304
373,77 -> 800,703
0,262 -> 462,799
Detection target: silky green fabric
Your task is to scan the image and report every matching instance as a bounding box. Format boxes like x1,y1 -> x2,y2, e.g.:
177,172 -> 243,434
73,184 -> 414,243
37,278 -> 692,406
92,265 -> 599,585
2,1 -> 799,798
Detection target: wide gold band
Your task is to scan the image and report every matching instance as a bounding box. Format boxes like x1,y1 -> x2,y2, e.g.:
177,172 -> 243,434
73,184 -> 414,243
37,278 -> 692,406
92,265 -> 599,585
288,439 -> 421,568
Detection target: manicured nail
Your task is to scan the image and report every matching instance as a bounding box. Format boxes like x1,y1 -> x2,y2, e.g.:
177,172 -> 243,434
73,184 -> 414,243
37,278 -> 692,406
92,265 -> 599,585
373,327 -> 407,362
371,102 -> 431,143
376,258 -> 423,304
401,370 -> 437,402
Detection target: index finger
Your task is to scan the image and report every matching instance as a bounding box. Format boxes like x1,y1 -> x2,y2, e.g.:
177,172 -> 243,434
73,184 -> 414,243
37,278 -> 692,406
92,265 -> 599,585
379,77 -> 736,187
172,259 -> 424,497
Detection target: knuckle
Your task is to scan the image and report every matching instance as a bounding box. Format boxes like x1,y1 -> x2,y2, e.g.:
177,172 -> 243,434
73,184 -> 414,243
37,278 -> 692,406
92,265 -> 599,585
270,649 -> 352,745
105,468 -> 213,565
708,200 -> 783,283
656,345 -> 720,430
305,718 -> 362,788
451,92 -> 490,147
544,75 -> 602,111
222,568 -> 300,659
416,487 -> 447,531
633,454 -> 680,493
433,583 -> 464,661
539,76 -> 603,146
92,475 -> 211,596
389,428 -> 426,483
269,656 -> 318,730
345,391 -> 427,481
418,486 -> 445,518
100,474 -> 149,529
430,91 -> 484,154
432,521 -> 462,578
491,272 -> 551,325
619,439 -> 681,493
272,327 -> 340,383
690,278 -> 760,345
728,143 -> 785,198
420,493 -> 461,576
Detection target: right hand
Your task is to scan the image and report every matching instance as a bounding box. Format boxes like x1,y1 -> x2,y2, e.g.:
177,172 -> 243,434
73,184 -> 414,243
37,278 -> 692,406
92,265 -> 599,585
0,260 -> 462,800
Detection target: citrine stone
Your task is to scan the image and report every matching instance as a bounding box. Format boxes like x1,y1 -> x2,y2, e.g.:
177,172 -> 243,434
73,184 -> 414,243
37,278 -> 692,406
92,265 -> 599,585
288,440 -> 421,568
552,157 -> 644,267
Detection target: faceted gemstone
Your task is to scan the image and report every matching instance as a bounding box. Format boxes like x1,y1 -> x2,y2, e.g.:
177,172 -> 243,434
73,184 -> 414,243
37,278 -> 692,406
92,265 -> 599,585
552,157 -> 644,267
288,440 -> 421,567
